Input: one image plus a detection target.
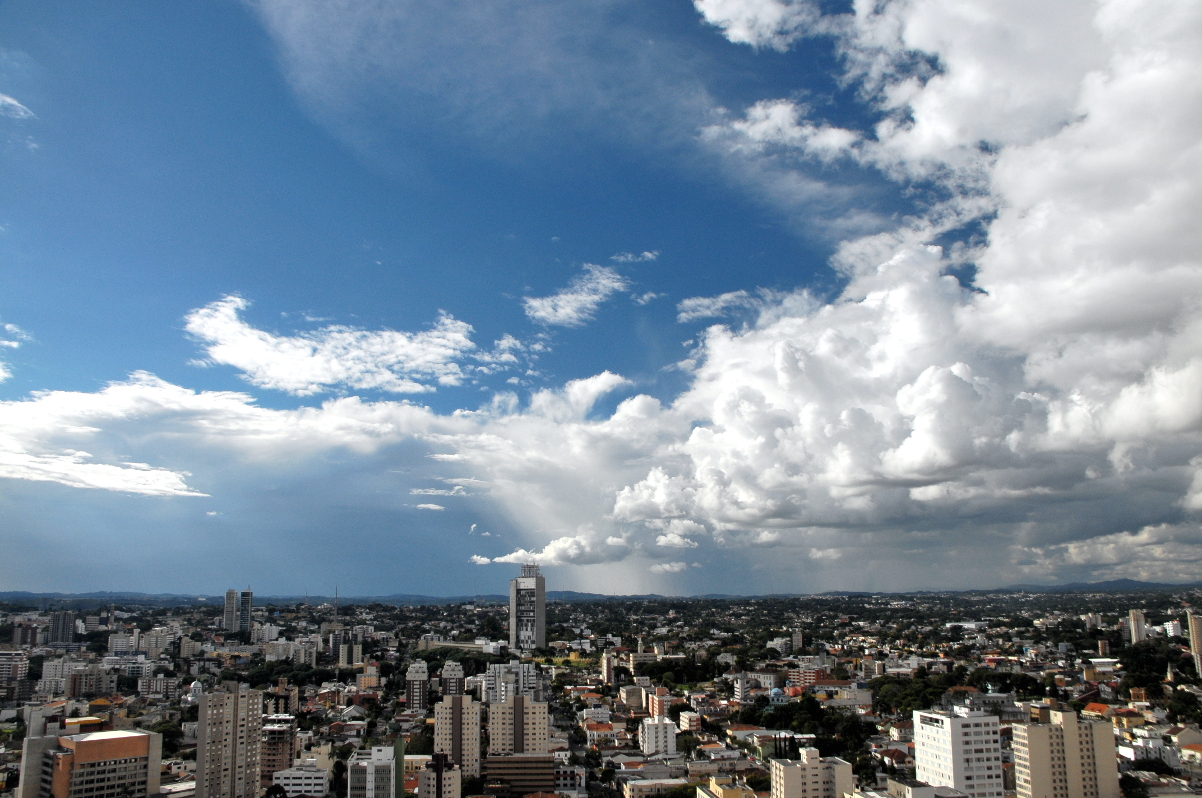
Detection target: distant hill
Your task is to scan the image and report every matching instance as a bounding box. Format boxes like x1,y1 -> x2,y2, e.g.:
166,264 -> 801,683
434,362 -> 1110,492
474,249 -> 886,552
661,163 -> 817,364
1003,579 -> 1202,593
5,578 -> 1201,608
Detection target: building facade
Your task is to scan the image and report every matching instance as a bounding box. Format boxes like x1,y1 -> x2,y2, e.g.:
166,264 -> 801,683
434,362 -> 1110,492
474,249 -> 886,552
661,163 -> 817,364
434,695 -> 481,778
508,564 -> 545,651
488,695 -> 550,755
1128,610 -> 1147,645
1013,709 -> 1119,798
640,716 -> 678,757
347,746 -> 395,798
406,661 -> 430,713
768,750 -> 852,798
197,687 -> 263,798
223,590 -> 253,634
913,709 -> 1003,798
18,730 -> 162,798
260,715 -> 298,787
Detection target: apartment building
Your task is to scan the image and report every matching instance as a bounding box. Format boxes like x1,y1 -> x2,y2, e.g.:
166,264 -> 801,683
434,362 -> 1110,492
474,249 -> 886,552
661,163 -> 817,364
914,709 -> 1003,798
196,687 -> 263,798
768,749 -> 853,798
1013,709 -> 1119,798
18,730 -> 162,798
434,695 -> 481,778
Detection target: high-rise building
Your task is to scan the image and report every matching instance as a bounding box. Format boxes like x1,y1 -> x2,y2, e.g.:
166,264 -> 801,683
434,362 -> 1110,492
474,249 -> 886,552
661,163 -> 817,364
601,653 -> 616,686
339,644 -> 363,668
223,590 -> 253,633
441,662 -> 465,696
1189,612 -> 1202,657
0,651 -> 29,682
914,709 -> 1003,798
640,716 -> 677,756
434,696 -> 481,777
768,749 -> 852,798
407,661 -> 430,713
48,611 -> 77,646
197,686 -> 263,798
1128,610 -> 1147,645
348,746 -> 395,798
418,756 -> 460,798
483,661 -> 545,704
1013,708 -> 1119,798
482,755 -> 555,796
509,563 -> 545,651
260,715 -> 298,787
487,695 -> 550,755
18,730 -> 162,798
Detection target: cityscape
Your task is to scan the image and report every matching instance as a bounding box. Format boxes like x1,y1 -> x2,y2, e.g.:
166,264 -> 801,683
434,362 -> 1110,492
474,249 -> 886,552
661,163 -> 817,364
4,573 -> 1202,798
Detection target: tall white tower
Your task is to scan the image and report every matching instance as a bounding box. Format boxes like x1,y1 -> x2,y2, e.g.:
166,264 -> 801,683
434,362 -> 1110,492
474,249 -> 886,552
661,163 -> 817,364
509,563 -> 545,650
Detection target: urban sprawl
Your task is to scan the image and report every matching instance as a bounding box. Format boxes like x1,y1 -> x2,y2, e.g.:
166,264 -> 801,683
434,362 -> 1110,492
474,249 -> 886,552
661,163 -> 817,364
3,569 -> 1202,798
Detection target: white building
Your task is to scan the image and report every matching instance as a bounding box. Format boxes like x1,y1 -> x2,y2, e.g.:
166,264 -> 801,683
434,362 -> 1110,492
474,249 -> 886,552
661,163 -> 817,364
509,563 -> 546,651
273,765 -> 329,798
768,749 -> 853,798
640,716 -> 677,757
347,746 -> 395,798
484,660 -> 544,703
913,709 -> 1003,798
1128,610 -> 1147,644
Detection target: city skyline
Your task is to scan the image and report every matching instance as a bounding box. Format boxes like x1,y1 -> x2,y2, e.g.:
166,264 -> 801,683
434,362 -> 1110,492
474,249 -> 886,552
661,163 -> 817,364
1,1 -> 1200,595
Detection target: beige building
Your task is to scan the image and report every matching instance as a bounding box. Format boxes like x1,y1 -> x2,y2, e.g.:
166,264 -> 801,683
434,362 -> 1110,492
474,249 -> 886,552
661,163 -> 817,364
768,749 -> 853,798
1014,710 -> 1119,798
1189,612 -> 1202,658
434,695 -> 481,777
624,779 -> 689,798
19,730 -> 162,798
487,695 -> 549,755
417,763 -> 460,798
197,687 -> 262,798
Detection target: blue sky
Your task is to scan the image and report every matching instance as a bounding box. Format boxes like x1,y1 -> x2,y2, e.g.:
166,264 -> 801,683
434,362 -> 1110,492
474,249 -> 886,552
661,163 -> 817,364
2,0 -> 1201,596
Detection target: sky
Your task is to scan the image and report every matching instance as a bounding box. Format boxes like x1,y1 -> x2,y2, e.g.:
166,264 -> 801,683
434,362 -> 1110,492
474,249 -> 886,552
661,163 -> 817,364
0,0 -> 1200,597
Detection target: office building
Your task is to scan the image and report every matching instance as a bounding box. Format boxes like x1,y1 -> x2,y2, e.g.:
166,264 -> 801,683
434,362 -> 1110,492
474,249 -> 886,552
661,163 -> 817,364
223,590 -> 253,634
273,764 -> 330,798
640,716 -> 677,756
768,749 -> 852,798
260,715 -> 298,787
441,662 -> 465,696
484,755 -> 555,796
914,709 -> 1002,798
509,563 -> 545,651
1189,612 -> 1202,657
1128,610 -> 1147,645
484,661 -> 545,704
418,756 -> 460,798
406,661 -> 430,713
19,730 -> 162,798
1013,709 -> 1119,798
434,695 -> 481,777
197,686 -> 263,798
348,746 -> 395,798
488,694 -> 550,755
49,611 -> 77,646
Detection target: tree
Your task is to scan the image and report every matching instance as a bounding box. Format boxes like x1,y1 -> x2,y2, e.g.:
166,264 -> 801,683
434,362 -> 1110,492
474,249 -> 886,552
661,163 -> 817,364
264,785 -> 288,798
331,761 -> 348,798
1120,774 -> 1149,798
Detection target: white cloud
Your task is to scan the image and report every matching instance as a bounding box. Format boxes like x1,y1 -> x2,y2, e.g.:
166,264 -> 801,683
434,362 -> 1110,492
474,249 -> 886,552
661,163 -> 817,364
185,295 -> 484,394
610,251 -> 659,263
415,503 -> 445,510
677,290 -> 761,322
522,265 -> 630,327
470,555 -> 492,564
410,486 -> 467,496
0,93 -> 34,119
649,561 -> 688,573
692,0 -> 825,51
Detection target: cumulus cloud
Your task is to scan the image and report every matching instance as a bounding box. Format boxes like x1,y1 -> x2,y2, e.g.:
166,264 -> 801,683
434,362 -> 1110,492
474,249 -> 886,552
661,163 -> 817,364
415,503 -> 445,510
185,295 -> 492,394
649,561 -> 688,573
692,0 -> 826,51
470,554 -> 492,564
522,266 -> 630,327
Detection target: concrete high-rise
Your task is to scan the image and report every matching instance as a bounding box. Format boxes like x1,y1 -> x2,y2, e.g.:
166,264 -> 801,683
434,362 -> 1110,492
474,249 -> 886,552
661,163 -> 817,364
640,716 -> 677,756
768,749 -> 852,798
19,730 -> 162,798
197,686 -> 263,798
1014,709 -> 1119,798
914,709 -> 1003,798
509,564 -> 545,651
48,611 -> 76,646
441,662 -> 465,696
406,661 -> 430,713
1128,610 -> 1147,644
347,746 -> 395,798
1189,612 -> 1202,657
487,695 -> 549,755
260,715 -> 298,787
223,590 -> 253,634
434,695 -> 481,777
